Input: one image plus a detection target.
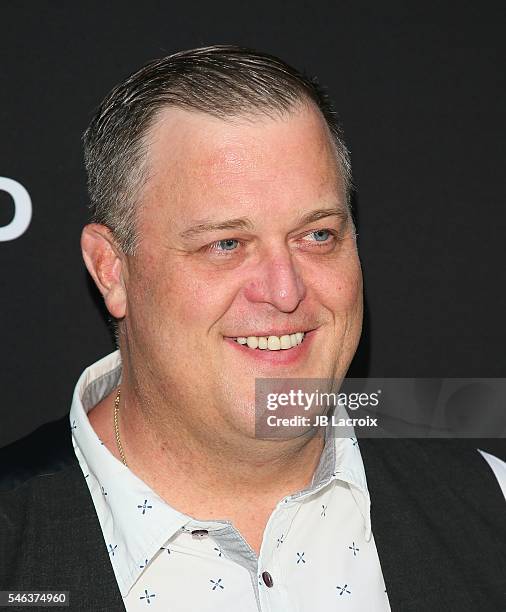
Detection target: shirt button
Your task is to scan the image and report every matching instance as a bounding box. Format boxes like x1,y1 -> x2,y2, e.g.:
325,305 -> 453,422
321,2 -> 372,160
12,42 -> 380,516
191,529 -> 209,538
262,571 -> 274,588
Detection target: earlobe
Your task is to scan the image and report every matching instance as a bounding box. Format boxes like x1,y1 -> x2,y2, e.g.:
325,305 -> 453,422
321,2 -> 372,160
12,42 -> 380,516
81,224 -> 127,319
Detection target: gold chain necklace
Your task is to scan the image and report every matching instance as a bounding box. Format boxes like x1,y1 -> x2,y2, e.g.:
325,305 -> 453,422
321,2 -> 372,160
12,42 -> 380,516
113,387 -> 128,467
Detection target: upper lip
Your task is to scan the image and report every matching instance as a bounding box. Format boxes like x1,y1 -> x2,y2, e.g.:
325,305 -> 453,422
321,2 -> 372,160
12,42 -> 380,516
225,327 -> 316,337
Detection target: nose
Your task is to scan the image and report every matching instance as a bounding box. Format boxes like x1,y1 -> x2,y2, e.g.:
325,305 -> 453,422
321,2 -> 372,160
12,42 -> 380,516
242,247 -> 307,313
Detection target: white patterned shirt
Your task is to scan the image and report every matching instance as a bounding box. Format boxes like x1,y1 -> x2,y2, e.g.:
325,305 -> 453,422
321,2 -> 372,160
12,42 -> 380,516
69,351 -> 389,611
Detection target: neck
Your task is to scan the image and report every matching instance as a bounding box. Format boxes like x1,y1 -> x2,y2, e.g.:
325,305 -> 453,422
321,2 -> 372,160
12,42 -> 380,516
92,378 -> 325,518
120,382 -> 324,508
88,363 -> 326,555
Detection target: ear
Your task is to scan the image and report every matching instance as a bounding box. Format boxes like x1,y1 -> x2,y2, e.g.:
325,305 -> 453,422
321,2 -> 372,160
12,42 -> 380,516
81,224 -> 127,320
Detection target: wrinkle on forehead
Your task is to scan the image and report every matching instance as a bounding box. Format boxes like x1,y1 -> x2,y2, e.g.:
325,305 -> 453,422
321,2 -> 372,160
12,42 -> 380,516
140,104 -> 344,227
147,104 -> 336,175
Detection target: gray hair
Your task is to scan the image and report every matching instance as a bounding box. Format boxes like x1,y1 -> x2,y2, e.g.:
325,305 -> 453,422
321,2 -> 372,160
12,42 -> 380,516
82,45 -> 353,255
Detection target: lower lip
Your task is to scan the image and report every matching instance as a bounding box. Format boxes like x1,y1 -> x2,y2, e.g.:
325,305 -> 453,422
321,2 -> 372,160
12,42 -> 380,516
224,330 -> 317,366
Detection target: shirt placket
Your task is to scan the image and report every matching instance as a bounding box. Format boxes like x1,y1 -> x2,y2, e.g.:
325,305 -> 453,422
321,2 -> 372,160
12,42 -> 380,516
257,497 -> 303,612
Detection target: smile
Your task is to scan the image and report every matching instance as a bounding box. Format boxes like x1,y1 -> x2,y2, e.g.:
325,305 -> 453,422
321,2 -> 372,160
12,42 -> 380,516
233,333 -> 306,351
224,329 -> 315,366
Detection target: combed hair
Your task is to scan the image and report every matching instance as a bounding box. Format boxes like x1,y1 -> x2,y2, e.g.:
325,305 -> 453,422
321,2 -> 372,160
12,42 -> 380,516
83,45 -> 352,255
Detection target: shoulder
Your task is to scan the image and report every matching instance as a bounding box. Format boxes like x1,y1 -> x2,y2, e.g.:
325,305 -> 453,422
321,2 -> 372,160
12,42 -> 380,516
359,437 -> 506,508
0,417 -> 119,598
0,415 -> 91,551
359,436 -> 505,467
0,414 -> 77,493
357,437 -> 505,490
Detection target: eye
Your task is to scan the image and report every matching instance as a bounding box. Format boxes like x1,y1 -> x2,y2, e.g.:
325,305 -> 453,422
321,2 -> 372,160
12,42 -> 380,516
297,228 -> 339,251
206,238 -> 240,254
217,238 -> 239,250
311,229 -> 331,242
303,229 -> 337,244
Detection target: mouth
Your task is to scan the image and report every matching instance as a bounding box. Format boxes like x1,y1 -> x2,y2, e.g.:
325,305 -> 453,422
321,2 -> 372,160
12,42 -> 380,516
223,329 -> 317,365
232,331 -> 306,350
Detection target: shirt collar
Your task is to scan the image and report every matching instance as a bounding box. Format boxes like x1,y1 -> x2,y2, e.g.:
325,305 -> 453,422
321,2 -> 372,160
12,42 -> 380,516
292,407 -> 372,540
70,350 -> 372,595
70,351 -> 189,597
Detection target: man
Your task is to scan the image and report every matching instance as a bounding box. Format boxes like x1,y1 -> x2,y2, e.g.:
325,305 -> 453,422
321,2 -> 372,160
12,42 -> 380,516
1,46 -> 505,611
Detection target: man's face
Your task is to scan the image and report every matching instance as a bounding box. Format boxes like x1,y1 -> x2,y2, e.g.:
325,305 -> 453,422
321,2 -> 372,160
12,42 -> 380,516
121,103 -> 363,437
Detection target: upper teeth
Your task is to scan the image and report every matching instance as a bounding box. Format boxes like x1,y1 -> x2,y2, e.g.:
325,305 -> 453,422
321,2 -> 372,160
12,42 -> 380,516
235,332 -> 305,350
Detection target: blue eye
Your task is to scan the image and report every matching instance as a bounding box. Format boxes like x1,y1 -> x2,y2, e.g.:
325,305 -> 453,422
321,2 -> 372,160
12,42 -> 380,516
217,239 -> 239,251
312,229 -> 331,241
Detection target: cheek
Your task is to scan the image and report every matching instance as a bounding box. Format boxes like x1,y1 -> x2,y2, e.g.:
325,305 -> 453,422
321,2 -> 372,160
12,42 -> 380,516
311,257 -> 363,313
130,259 -> 239,330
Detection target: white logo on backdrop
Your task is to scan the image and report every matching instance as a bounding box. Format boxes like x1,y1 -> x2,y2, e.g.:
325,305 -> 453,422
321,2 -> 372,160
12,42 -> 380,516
0,177 -> 32,241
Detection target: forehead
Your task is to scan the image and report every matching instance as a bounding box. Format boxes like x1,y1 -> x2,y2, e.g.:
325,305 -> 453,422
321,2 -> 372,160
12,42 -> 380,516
140,104 -> 344,224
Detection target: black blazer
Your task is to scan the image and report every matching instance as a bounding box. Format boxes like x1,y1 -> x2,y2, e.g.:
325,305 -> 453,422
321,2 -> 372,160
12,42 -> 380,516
1,416 -> 505,611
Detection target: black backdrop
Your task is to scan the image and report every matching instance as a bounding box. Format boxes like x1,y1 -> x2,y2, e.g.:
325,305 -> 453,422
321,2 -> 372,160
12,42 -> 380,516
1,1 -> 505,448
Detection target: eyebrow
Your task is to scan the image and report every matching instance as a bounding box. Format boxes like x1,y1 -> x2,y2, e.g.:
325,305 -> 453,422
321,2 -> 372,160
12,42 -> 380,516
299,206 -> 349,226
179,206 -> 348,241
179,217 -> 254,240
